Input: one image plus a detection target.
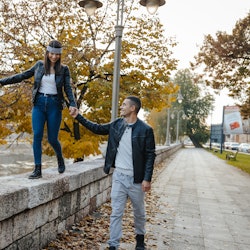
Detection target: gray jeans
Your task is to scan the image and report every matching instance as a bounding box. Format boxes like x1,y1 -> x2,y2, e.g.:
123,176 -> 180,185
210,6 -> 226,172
108,170 -> 146,248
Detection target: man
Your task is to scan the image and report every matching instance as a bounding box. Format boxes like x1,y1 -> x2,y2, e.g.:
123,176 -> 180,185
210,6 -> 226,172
72,96 -> 156,250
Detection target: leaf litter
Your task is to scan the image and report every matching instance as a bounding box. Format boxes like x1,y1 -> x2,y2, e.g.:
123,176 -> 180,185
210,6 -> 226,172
43,158 -> 172,250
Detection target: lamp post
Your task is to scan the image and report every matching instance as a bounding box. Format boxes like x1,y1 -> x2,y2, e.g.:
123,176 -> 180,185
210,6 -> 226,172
165,105 -> 171,146
171,110 -> 186,143
78,0 -> 166,121
165,90 -> 183,146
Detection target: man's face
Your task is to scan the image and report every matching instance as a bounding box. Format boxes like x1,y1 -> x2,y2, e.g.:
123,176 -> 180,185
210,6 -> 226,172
120,99 -> 134,117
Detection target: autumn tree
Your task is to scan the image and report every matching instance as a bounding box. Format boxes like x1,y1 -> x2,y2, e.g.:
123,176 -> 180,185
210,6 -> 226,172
0,0 -> 178,159
148,69 -> 214,147
146,83 -> 180,145
192,12 -> 250,118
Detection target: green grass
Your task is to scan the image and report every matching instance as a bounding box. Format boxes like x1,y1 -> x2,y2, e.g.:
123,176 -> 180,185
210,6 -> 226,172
208,149 -> 250,175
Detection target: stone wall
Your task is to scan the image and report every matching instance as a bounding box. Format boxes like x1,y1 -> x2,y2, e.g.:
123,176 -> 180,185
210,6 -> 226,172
0,144 -> 182,250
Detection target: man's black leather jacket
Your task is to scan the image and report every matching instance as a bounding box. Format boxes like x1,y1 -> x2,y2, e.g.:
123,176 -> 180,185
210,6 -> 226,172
76,114 -> 156,183
0,60 -> 76,109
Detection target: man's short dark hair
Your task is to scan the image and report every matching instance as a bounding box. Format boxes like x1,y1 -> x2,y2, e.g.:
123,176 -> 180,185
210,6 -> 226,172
126,96 -> 141,114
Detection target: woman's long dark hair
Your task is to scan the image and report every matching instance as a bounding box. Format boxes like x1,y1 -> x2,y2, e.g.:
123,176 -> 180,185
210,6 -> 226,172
44,40 -> 62,75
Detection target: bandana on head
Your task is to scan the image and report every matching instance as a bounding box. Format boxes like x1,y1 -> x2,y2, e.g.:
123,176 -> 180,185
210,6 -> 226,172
47,46 -> 62,54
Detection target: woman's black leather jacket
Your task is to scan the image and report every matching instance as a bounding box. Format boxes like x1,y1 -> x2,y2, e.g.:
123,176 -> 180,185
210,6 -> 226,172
76,114 -> 156,183
0,60 -> 76,109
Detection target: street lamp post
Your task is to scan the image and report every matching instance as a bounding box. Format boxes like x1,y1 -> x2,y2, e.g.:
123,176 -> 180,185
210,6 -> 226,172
165,91 -> 184,146
78,0 -> 166,121
165,106 -> 171,146
171,110 -> 186,143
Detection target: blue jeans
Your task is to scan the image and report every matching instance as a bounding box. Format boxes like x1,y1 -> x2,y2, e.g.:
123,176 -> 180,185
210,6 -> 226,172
32,94 -> 62,165
108,170 -> 146,248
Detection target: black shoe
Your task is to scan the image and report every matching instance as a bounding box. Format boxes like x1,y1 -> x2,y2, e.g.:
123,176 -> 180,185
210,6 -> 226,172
28,165 -> 42,179
135,246 -> 145,250
57,156 -> 65,174
109,247 -> 116,250
135,234 -> 145,250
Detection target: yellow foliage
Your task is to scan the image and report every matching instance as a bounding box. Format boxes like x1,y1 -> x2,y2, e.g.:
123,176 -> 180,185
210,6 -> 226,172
0,0 -> 178,160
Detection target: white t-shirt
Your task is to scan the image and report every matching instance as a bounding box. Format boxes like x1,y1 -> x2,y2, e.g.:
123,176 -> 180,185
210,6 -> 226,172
115,125 -> 133,176
39,74 -> 57,94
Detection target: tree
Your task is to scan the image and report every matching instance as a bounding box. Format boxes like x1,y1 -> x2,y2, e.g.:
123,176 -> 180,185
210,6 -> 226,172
174,70 -> 214,147
147,108 -> 168,145
148,69 -> 214,147
192,13 -> 250,118
0,0 -> 178,159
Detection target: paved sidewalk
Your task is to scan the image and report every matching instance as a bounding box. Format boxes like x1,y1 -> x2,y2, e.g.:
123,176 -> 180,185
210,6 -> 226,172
102,147 -> 250,250
147,147 -> 250,250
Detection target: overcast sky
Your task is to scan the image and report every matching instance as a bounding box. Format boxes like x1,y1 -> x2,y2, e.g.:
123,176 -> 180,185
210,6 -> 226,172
158,0 -> 249,69
157,0 -> 249,123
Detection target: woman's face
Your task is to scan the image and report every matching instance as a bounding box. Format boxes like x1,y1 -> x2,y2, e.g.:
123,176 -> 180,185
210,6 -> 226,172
48,52 -> 61,64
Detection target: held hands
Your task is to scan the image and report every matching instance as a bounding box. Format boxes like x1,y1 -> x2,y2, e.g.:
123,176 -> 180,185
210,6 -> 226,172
69,106 -> 79,118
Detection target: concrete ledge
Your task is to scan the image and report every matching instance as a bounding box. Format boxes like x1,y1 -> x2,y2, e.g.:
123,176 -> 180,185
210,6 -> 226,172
0,144 -> 182,250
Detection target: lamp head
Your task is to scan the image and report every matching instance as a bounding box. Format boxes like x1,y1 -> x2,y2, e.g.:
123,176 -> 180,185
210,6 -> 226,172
78,0 -> 103,16
139,0 -> 166,15
177,91 -> 184,103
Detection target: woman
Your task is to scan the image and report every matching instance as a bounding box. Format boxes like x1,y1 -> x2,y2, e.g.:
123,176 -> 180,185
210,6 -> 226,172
0,40 -> 77,179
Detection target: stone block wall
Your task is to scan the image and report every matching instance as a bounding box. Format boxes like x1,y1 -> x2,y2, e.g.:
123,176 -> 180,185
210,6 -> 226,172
0,145 -> 181,250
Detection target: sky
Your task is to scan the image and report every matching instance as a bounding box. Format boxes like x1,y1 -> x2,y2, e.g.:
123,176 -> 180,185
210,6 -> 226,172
156,0 -> 249,124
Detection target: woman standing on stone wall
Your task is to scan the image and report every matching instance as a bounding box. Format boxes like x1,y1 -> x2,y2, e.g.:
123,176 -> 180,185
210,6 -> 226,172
0,40 -> 77,179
